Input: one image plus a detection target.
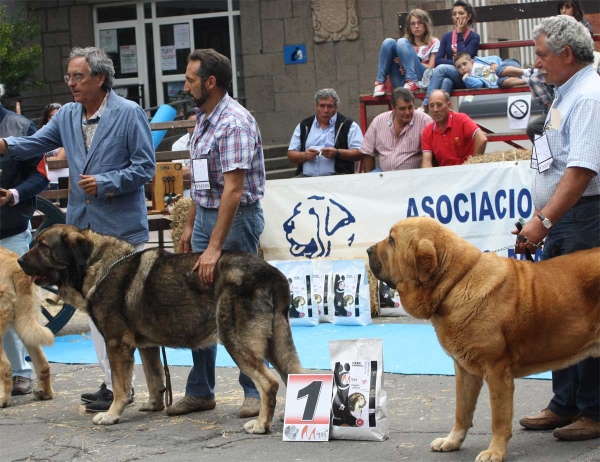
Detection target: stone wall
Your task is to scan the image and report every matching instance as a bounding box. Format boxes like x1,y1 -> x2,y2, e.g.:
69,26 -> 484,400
17,0 -> 113,120
239,0 -> 534,145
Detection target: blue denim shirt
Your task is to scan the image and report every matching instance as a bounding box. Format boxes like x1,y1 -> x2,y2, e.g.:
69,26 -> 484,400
4,90 -> 156,244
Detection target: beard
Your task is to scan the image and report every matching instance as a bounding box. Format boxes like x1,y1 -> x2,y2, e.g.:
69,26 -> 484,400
192,85 -> 209,108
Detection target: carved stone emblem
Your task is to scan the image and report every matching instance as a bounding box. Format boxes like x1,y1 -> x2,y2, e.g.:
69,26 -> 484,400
312,0 -> 359,43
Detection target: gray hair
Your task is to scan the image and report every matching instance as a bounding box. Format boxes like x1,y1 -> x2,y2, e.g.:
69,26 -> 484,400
68,47 -> 115,90
0,83 -> 4,98
314,88 -> 340,106
532,15 -> 594,64
390,87 -> 415,107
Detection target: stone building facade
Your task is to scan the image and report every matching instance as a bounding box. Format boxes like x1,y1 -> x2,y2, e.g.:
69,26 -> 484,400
9,0 -> 599,145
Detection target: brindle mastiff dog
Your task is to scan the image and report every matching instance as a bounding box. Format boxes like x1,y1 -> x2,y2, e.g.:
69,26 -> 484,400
19,224 -> 303,434
367,217 -> 600,462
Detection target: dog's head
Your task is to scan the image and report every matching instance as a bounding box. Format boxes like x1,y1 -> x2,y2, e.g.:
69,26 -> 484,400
283,196 -> 356,258
348,393 -> 367,411
292,296 -> 306,308
18,224 -> 93,287
367,217 -> 477,319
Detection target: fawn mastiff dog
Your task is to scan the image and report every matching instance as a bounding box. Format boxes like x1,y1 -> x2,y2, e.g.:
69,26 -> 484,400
0,247 -> 54,407
367,217 -> 600,462
18,224 -> 303,434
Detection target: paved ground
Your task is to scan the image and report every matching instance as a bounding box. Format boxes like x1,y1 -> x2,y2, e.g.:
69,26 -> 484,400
2,325 -> 599,461
3,233 -> 598,461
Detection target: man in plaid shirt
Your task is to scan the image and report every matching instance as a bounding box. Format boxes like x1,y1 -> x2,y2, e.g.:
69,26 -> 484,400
166,49 -> 266,419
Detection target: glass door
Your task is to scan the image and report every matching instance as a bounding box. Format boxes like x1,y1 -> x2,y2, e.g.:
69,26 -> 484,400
94,3 -> 149,108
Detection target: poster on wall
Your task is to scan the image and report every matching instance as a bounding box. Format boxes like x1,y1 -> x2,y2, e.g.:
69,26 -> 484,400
99,29 -> 118,53
174,23 -> 190,49
119,45 -> 138,74
161,46 -> 177,71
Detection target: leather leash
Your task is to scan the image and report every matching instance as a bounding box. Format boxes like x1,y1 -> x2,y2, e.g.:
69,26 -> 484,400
161,346 -> 173,407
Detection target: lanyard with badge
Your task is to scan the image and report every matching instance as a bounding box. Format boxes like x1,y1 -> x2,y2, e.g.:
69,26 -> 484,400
190,119 -> 211,190
531,107 -> 560,173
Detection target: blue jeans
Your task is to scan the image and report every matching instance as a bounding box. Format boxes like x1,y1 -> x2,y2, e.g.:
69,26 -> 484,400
0,228 -> 33,378
376,38 -> 427,88
495,58 -> 521,88
543,197 -> 600,421
186,201 -> 265,400
423,64 -> 466,105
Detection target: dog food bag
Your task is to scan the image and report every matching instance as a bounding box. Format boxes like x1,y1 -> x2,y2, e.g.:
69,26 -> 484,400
329,338 -> 388,441
329,259 -> 371,326
270,260 -> 319,327
378,280 -> 407,317
311,259 -> 334,323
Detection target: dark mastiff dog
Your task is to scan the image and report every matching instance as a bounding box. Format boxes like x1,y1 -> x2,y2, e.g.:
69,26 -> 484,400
19,224 -> 303,434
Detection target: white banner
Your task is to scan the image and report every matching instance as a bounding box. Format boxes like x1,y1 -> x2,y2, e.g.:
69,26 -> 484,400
260,160 -> 540,262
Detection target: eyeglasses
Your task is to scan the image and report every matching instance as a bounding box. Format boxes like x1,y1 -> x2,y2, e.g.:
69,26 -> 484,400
45,103 -> 62,110
410,21 -> 424,27
63,73 -> 88,84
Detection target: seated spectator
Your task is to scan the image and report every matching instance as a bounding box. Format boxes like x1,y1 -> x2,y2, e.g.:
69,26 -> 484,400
421,89 -> 487,167
288,88 -> 363,177
558,0 -> 594,36
171,110 -> 195,182
373,9 -> 439,96
361,87 -> 432,172
420,1 -> 480,110
453,52 -> 531,89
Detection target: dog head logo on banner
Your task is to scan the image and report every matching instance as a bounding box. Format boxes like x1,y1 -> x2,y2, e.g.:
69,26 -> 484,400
283,195 -> 356,258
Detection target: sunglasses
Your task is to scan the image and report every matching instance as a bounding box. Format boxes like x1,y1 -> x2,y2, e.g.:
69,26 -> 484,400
45,103 -> 62,110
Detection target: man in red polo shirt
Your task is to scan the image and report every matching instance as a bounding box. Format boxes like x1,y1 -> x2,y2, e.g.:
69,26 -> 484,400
421,89 -> 487,167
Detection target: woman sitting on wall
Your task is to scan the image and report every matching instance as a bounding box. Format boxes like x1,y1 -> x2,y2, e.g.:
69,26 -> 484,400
373,9 -> 439,96
419,1 -> 480,110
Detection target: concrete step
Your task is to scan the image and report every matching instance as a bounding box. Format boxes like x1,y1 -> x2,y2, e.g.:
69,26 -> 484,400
265,156 -> 294,171
266,167 -> 296,180
263,144 -> 288,160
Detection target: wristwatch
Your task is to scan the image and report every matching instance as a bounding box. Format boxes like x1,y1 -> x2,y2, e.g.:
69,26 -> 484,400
537,212 -> 553,229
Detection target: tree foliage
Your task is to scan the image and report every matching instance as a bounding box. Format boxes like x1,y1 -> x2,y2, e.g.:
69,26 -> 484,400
0,5 -> 43,99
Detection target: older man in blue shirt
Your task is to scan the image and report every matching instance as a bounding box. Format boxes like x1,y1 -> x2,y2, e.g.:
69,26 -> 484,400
515,16 -> 600,442
287,88 -> 363,177
0,47 -> 155,413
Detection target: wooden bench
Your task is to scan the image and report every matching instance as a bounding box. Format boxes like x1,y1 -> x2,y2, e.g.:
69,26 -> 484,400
360,1 -> 600,147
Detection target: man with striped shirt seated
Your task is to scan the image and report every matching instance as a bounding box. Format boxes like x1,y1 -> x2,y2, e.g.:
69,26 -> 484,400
360,87 -> 432,172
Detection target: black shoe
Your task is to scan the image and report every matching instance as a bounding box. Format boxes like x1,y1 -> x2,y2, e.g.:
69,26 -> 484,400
81,382 -> 107,403
85,387 -> 135,413
11,376 -> 32,396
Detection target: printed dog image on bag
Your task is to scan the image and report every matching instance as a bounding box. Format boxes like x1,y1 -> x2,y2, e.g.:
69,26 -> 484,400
332,362 -> 351,426
378,281 -> 399,308
333,275 -> 351,317
290,296 -> 306,318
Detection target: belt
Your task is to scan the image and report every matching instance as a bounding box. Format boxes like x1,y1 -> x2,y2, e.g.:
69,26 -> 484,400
576,195 -> 600,206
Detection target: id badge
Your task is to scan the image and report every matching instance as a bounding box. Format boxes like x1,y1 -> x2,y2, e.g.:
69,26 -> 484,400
533,134 -> 553,173
191,158 -> 210,190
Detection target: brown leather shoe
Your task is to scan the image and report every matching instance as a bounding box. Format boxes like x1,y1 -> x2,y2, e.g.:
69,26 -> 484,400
11,376 -> 32,396
553,416 -> 600,441
238,397 -> 261,418
166,396 -> 216,416
519,408 -> 577,430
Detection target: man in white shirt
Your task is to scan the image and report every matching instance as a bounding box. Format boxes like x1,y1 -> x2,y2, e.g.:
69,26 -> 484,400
171,111 -> 195,182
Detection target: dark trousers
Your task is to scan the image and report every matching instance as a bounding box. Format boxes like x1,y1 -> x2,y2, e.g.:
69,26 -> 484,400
543,197 -> 600,420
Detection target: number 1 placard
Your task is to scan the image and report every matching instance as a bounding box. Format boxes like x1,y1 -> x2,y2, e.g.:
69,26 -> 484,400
282,374 -> 333,442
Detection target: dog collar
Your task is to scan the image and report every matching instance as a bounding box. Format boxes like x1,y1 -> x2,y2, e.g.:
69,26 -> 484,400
95,251 -> 137,287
